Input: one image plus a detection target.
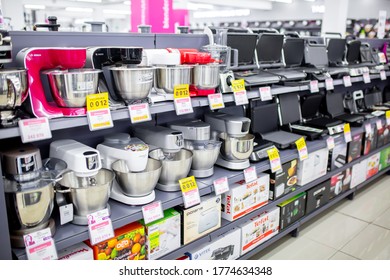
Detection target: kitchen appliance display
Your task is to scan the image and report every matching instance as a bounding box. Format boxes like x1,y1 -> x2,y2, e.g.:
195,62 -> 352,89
205,112 -> 255,170
266,159 -> 298,200
278,192 -> 307,230
16,48 -> 101,118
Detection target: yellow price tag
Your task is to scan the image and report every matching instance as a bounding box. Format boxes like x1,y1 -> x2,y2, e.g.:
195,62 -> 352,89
386,110 -> 390,119
344,123 -> 351,133
179,176 -> 198,193
295,137 -> 307,151
231,79 -> 245,93
86,92 -> 109,111
267,147 -> 280,161
173,84 -> 190,99
267,147 -> 282,172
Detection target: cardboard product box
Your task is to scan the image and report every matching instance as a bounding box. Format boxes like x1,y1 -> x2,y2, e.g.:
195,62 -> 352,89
266,159 -> 298,200
177,195 -> 221,245
185,228 -> 241,260
366,152 -> 380,178
362,124 -> 378,156
58,242 -> 94,260
305,181 -> 330,214
86,221 -> 147,260
350,159 -> 368,188
221,174 -> 269,222
379,146 -> 390,171
376,123 -> 390,148
297,147 -> 329,186
328,134 -> 347,171
278,192 -> 306,231
347,133 -> 363,163
329,167 -> 352,200
239,207 -> 280,255
140,208 -> 181,260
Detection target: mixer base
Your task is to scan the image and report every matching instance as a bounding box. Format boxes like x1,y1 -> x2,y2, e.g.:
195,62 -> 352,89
10,219 -> 56,248
72,204 -> 111,226
110,188 -> 156,205
156,182 -> 181,192
190,167 -> 214,178
216,157 -> 250,170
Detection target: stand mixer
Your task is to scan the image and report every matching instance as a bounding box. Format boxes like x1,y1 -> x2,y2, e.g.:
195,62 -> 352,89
167,119 -> 221,178
205,112 -> 255,170
50,139 -> 114,225
131,125 -> 193,192
16,48 -> 101,118
1,145 -> 67,247
97,133 -> 161,205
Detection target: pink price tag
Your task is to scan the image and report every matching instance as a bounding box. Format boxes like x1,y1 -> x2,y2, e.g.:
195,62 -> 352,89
87,108 -> 113,131
234,90 -> 249,105
87,208 -> 114,245
244,166 -> 257,183
18,117 -> 52,143
24,228 -> 58,260
208,93 -> 225,110
343,76 -> 352,87
128,103 -> 152,124
310,80 -> 319,93
326,136 -> 335,150
380,70 -> 387,81
142,201 -> 164,225
325,78 -> 334,90
174,97 -> 194,115
259,86 -> 272,101
213,177 -> 230,195
363,72 -> 371,84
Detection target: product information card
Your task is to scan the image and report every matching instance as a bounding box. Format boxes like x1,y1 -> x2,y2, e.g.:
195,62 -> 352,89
142,201 -> 164,224
19,117 -> 52,143
87,208 -> 115,246
179,176 -> 201,209
24,228 -> 58,260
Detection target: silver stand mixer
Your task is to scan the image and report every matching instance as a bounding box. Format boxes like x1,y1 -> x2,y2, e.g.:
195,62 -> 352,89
205,112 -> 255,170
131,125 -> 193,192
167,119 -> 222,178
97,133 -> 159,205
50,140 -> 114,225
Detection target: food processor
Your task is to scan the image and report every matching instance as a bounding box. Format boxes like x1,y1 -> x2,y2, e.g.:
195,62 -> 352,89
97,133 -> 161,205
1,145 -> 67,247
131,125 -> 193,192
167,119 -> 221,178
85,47 -> 154,108
205,112 -> 255,170
49,139 -> 114,225
16,48 -> 101,118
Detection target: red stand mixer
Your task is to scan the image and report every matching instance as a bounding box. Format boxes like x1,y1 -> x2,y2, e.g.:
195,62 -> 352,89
16,48 -> 101,118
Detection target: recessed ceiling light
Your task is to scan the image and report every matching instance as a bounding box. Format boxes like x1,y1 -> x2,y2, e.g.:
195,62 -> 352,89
103,9 -> 130,15
65,7 -> 94,12
24,4 -> 46,10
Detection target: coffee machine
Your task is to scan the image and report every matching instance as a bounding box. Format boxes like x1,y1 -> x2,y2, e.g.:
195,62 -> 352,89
167,119 -> 222,178
97,133 -> 159,205
16,48 -> 101,118
50,140 -> 114,225
205,112 -> 255,170
1,145 -> 67,247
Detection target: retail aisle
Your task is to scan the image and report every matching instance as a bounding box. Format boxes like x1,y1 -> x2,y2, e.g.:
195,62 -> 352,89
250,174 -> 390,260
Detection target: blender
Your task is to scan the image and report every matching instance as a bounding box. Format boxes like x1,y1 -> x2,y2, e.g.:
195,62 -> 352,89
16,48 -> 102,118
131,125 -> 193,192
97,133 -> 161,205
1,145 -> 67,247
205,112 -> 255,170
167,119 -> 221,178
49,139 -> 114,225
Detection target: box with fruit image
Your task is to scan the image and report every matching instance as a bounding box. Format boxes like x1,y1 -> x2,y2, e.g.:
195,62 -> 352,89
379,146 -> 390,171
140,208 -> 181,260
221,174 -> 269,222
265,159 -> 298,200
366,152 -> 380,178
86,221 -> 147,260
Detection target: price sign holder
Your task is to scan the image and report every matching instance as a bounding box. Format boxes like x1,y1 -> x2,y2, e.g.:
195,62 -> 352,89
179,176 -> 201,209
295,137 -> 309,161
310,80 -> 319,93
86,92 -> 113,131
376,119 -> 383,130
363,72 -> 371,84
343,76 -> 352,87
380,70 -> 387,80
24,228 -> 58,260
325,78 -> 334,91
259,86 -> 272,101
142,201 -> 164,225
87,208 -> 114,246
244,166 -> 257,183
231,79 -> 248,105
213,177 -> 230,195
19,117 -> 52,143
267,147 -> 282,173
128,103 -> 152,124
173,84 -> 193,115
59,204 -> 73,225
208,93 -> 225,110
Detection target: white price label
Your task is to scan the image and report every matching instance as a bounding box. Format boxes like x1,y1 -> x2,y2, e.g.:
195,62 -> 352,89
213,177 -> 230,195
24,228 -> 57,260
174,97 -> 194,115
87,108 -> 113,131
376,119 -> 383,130
365,123 -> 372,134
59,204 -> 73,225
142,201 -> 164,225
310,80 -> 319,93
325,78 -> 334,91
378,52 -> 387,63
259,86 -> 272,101
179,176 -> 201,209
326,136 -> 335,150
234,90 -> 249,105
208,93 -> 225,110
380,70 -> 387,80
128,103 -> 152,124
244,166 -> 257,183
87,208 -> 114,246
343,75 -> 352,87
18,117 -> 52,143
363,72 -> 371,84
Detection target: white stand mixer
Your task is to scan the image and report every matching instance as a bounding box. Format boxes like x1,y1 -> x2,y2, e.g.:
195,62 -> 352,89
97,133 -> 155,205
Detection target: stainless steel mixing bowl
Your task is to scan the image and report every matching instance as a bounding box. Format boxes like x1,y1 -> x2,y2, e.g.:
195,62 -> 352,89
45,68 -> 101,108
154,65 -> 192,94
56,168 -> 114,217
192,64 -> 220,90
109,65 -> 154,101
111,158 -> 162,197
0,68 -> 28,110
148,148 -> 193,189
218,132 -> 255,161
184,140 -> 221,171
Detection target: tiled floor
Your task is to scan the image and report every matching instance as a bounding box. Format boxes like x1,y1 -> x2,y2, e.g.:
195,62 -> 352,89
250,174 -> 390,260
